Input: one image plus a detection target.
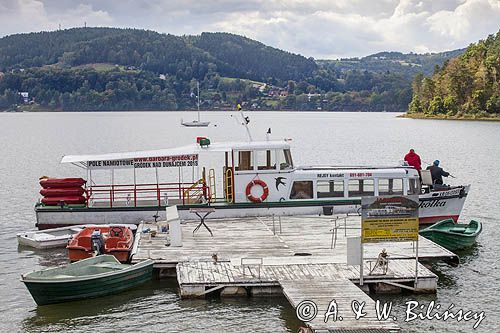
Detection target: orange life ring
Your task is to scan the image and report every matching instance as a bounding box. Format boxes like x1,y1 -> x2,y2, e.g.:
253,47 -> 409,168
246,179 -> 269,203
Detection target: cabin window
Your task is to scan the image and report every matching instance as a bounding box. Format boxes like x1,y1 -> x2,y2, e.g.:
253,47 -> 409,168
392,179 -> 404,195
256,150 -> 275,170
277,149 -> 294,170
290,181 -> 313,199
348,179 -> 361,197
360,179 -> 374,196
348,180 -> 370,196
236,151 -> 253,171
378,179 -> 403,195
317,180 -> 344,198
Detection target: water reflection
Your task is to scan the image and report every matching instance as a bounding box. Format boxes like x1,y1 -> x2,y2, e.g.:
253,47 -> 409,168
17,246 -> 70,268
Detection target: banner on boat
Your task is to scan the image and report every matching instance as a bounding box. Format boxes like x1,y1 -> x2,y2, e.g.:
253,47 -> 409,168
361,195 -> 419,243
87,154 -> 198,170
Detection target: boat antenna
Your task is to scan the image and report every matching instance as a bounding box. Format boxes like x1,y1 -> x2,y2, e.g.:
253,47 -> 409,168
237,103 -> 253,142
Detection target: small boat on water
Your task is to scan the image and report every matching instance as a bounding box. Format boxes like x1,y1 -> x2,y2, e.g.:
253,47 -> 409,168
419,219 -> 482,251
17,224 -> 137,249
17,225 -> 86,249
67,225 -> 135,263
181,81 -> 210,127
21,255 -> 154,305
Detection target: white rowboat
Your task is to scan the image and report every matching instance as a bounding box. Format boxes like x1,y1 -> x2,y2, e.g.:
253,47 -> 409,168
17,224 -> 137,249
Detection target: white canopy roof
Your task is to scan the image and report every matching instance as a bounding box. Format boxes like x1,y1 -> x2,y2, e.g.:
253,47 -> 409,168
61,140 -> 291,166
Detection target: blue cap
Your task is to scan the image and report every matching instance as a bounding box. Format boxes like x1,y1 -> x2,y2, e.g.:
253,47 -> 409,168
433,160 -> 440,166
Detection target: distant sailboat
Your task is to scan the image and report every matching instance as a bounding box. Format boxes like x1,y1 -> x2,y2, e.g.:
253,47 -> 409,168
181,81 -> 210,127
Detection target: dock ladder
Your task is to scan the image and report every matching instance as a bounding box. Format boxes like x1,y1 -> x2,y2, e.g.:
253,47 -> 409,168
225,168 -> 234,203
208,169 -> 216,203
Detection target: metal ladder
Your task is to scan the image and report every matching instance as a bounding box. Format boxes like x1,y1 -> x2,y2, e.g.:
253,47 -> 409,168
225,168 -> 234,203
208,168 -> 216,203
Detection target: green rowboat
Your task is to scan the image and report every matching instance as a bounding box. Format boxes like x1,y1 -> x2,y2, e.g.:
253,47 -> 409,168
21,255 -> 153,305
419,219 -> 482,251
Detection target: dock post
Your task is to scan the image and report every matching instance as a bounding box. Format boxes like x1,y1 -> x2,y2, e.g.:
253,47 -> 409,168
167,206 -> 182,247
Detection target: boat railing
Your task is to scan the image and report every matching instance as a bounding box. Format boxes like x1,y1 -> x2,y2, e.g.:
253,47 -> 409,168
182,179 -> 210,204
86,181 -> 208,208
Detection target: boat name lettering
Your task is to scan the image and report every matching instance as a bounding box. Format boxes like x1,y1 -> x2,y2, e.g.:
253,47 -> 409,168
432,188 -> 461,197
317,173 -> 344,178
419,200 -> 446,208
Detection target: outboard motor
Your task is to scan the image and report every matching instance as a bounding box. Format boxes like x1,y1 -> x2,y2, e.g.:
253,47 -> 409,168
91,229 -> 105,256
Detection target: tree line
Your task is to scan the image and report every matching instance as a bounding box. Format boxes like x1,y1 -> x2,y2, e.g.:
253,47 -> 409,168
408,30 -> 500,117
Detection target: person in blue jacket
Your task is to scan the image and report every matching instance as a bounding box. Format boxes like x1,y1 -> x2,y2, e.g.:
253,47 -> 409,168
426,160 -> 450,185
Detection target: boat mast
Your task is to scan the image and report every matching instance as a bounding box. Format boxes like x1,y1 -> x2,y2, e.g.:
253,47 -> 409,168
197,81 -> 200,122
237,104 -> 253,142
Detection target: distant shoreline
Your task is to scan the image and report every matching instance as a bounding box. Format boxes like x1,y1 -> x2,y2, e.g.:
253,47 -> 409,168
1,105 -> 404,113
399,112 -> 500,122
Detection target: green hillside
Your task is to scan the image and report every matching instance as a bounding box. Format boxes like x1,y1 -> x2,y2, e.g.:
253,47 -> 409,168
0,27 -> 463,112
408,30 -> 500,118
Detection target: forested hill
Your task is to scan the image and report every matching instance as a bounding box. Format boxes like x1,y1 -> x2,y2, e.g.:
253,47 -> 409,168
0,28 -> 316,82
0,27 -> 461,112
320,49 -> 465,77
408,30 -> 500,117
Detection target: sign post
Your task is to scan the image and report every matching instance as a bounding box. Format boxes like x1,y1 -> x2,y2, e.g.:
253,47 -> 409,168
360,195 -> 420,285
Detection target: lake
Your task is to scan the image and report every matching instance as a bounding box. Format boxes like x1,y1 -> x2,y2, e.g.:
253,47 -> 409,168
0,111 -> 498,332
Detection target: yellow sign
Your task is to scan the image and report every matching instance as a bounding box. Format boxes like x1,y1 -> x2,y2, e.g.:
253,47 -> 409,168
362,217 -> 419,243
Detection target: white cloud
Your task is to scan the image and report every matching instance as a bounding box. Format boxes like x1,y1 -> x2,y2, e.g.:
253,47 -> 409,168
0,0 -> 113,35
0,0 -> 499,58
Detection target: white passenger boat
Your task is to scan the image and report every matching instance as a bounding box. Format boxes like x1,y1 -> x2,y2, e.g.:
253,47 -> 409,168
18,224 -> 137,248
34,136 -> 470,229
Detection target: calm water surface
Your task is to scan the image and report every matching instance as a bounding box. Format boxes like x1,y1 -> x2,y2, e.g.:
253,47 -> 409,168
0,111 -> 498,332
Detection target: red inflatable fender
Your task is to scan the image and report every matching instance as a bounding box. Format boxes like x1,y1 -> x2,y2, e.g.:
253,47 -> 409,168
41,196 -> 86,205
39,178 -> 86,189
40,187 -> 85,197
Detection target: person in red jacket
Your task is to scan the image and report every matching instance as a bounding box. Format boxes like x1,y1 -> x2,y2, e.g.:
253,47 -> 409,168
404,149 -> 422,171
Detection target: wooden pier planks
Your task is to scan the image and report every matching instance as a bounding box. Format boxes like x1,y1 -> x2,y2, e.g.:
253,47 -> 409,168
176,259 -> 437,289
132,214 -> 457,267
280,279 -> 401,332
176,260 -> 429,332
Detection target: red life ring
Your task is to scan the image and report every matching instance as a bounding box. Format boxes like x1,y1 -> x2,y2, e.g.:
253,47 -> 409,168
246,179 -> 269,203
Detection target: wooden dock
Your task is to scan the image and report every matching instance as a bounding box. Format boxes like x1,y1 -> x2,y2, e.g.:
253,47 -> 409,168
132,213 -> 456,332
281,280 -> 401,333
132,214 -> 458,268
176,258 -> 436,332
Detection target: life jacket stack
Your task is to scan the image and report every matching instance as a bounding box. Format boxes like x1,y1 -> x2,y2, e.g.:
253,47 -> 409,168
39,177 -> 87,206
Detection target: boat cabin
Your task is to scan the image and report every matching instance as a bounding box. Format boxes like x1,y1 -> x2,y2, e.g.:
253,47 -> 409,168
57,138 -> 421,209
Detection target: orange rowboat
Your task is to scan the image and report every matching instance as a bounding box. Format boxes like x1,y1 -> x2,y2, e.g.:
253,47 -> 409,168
67,226 -> 134,263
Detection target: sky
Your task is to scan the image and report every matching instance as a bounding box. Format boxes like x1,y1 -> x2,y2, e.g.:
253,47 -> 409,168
0,0 -> 499,59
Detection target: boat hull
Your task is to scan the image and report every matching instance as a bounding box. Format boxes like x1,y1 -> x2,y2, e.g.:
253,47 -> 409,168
68,248 -> 131,263
35,187 -> 468,230
67,226 -> 134,263
419,231 -> 478,251
22,259 -> 153,305
419,219 -> 482,251
17,234 -> 73,249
